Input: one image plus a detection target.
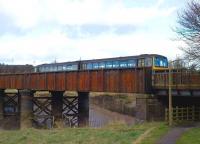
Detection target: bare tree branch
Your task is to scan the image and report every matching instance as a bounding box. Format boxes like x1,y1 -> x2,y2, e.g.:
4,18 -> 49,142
175,1 -> 200,69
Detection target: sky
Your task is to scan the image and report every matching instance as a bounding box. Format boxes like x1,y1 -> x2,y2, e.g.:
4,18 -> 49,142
0,0 -> 188,65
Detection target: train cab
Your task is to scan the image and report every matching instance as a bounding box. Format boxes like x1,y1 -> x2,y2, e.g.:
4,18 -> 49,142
152,55 -> 168,70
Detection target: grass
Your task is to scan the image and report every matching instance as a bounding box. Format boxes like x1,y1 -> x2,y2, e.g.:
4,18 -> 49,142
0,122 -> 168,144
0,123 -> 141,144
139,122 -> 170,144
176,127 -> 200,144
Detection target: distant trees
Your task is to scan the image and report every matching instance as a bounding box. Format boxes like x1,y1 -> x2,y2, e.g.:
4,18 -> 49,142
175,0 -> 200,69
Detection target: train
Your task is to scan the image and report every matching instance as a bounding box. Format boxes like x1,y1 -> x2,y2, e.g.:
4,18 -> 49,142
0,64 -> 34,73
35,54 -> 168,72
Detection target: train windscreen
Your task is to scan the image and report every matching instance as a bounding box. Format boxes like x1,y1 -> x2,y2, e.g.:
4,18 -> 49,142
154,56 -> 168,67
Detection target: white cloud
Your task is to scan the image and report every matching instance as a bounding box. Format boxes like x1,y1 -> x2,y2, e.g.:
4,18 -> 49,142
0,0 -> 177,28
0,30 -> 182,65
0,0 -> 183,65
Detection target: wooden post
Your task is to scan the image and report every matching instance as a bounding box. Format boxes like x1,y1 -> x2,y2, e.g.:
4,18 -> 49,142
165,108 -> 168,122
192,105 -> 195,121
169,65 -> 173,126
187,106 -> 189,120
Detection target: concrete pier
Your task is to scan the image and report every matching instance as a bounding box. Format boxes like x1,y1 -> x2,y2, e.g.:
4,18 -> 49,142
19,89 -> 33,129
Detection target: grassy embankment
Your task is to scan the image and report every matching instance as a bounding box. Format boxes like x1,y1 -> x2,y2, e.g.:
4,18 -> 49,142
0,122 -> 169,144
176,127 -> 200,144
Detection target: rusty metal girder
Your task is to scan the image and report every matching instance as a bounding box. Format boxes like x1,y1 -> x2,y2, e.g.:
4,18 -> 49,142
0,68 -> 149,93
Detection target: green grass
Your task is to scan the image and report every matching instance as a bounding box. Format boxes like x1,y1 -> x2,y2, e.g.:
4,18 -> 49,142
140,122 -> 170,144
0,122 -> 168,144
0,124 -> 141,144
176,127 -> 200,144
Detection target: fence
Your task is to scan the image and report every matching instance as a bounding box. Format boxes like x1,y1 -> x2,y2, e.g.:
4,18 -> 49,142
165,106 -> 200,122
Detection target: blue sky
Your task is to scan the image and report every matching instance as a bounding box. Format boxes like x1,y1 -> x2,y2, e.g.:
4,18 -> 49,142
0,0 -> 188,65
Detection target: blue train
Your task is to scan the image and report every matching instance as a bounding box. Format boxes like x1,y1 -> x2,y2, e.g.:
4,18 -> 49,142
35,54 -> 168,72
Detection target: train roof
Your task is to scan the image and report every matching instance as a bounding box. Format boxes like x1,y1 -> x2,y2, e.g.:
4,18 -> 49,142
36,54 -> 167,67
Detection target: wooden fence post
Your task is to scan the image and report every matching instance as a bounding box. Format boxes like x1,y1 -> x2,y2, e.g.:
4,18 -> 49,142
192,106 -> 195,121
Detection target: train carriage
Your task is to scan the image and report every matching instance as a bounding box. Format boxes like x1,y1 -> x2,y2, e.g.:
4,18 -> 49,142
35,54 -> 168,72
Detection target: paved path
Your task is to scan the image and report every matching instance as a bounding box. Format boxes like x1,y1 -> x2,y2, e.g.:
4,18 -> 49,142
156,126 -> 192,144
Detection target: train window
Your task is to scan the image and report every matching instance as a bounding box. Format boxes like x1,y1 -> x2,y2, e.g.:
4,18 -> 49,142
63,65 -> 67,70
81,63 -> 87,69
120,61 -> 127,68
34,67 -> 37,72
58,65 -> 63,71
87,63 -> 93,70
99,62 -> 105,69
53,66 -> 57,71
45,66 -> 49,72
39,67 -> 43,72
113,61 -> 119,68
93,63 -> 98,69
66,65 -> 72,70
154,57 -> 168,67
49,66 -> 53,71
42,67 -> 46,72
138,59 -> 145,67
106,61 -> 112,68
127,60 -> 136,67
72,64 -> 78,70
145,58 -> 152,67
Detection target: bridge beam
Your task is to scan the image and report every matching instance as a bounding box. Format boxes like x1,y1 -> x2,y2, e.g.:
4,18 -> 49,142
78,92 -> 89,127
19,89 -> 33,129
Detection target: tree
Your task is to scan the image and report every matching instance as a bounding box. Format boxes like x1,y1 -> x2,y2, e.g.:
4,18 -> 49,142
175,0 -> 200,69
170,56 -> 187,69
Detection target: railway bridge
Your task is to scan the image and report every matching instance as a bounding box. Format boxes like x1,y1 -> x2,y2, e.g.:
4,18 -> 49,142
0,68 -> 199,129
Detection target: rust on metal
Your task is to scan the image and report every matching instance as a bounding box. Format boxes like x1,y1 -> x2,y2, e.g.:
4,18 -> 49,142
0,68 -> 198,93
0,68 -> 148,93
152,70 -> 200,90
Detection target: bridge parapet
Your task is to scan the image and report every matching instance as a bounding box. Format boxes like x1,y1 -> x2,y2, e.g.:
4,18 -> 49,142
0,68 -> 151,93
152,70 -> 200,90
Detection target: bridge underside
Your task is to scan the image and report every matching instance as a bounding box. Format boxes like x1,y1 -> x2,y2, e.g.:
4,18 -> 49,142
0,89 -> 89,129
136,91 -> 200,122
155,89 -> 200,97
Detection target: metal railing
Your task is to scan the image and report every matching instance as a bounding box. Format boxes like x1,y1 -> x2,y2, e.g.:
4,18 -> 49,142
152,70 -> 200,89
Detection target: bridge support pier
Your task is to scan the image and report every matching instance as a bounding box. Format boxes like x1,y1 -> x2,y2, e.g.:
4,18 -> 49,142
51,91 -> 64,128
78,92 -> 89,127
136,94 -> 165,122
19,89 -> 33,129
